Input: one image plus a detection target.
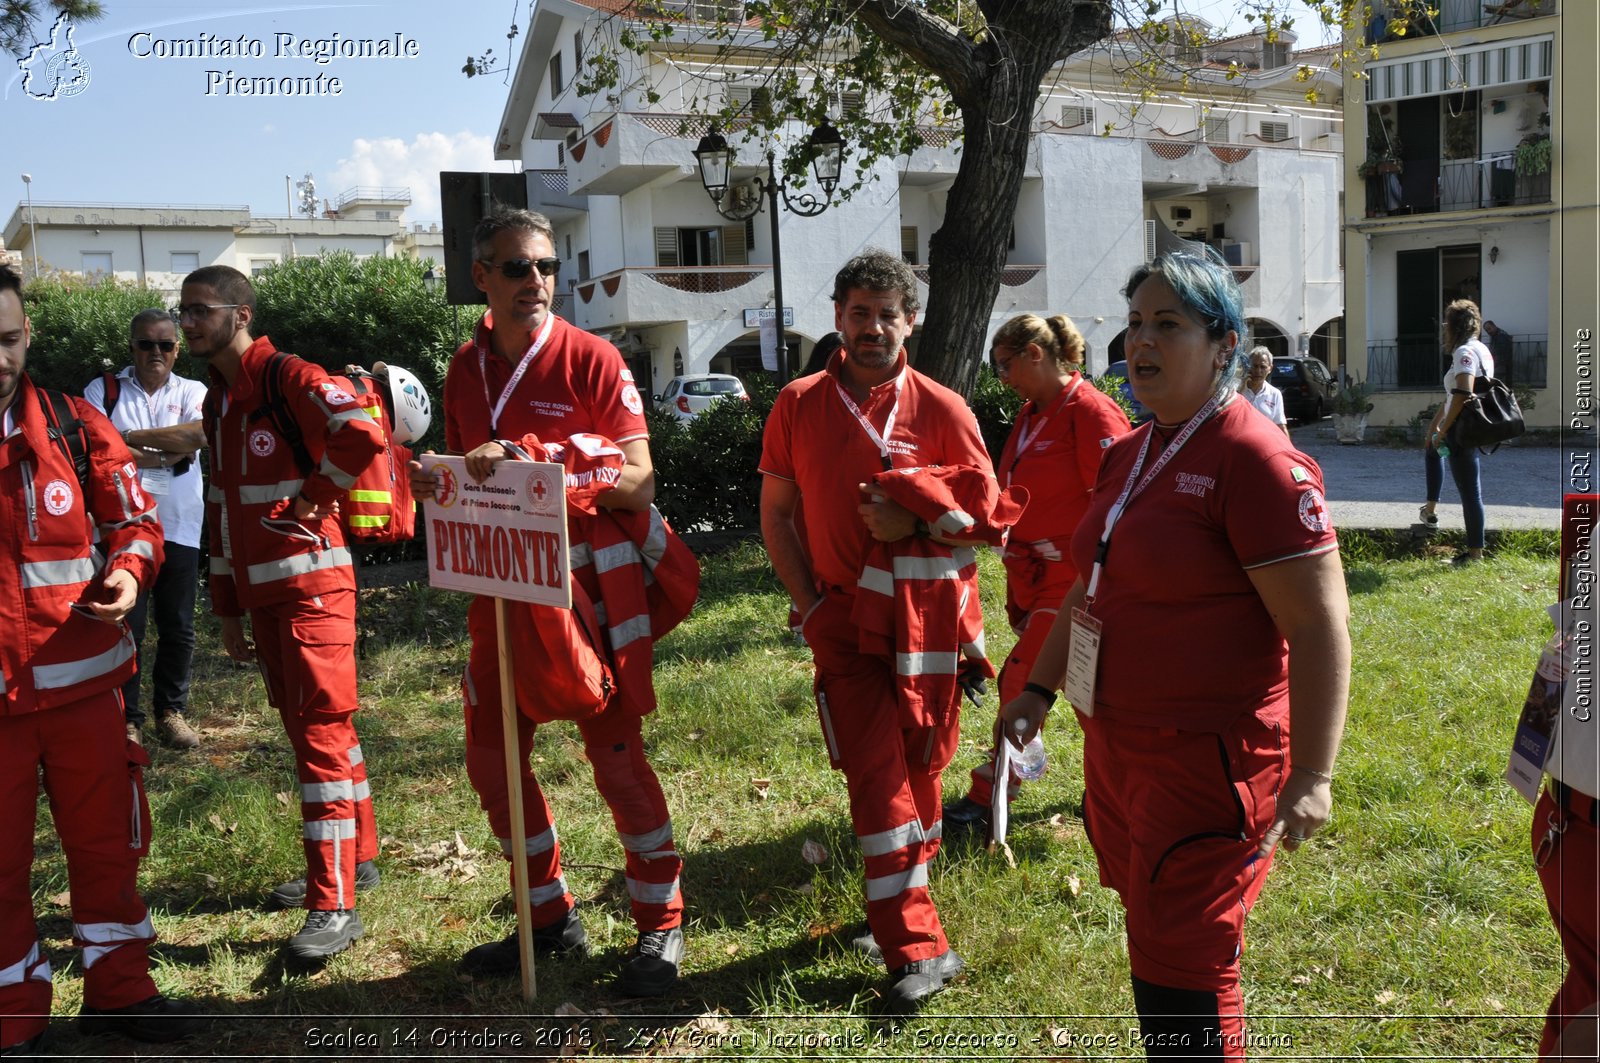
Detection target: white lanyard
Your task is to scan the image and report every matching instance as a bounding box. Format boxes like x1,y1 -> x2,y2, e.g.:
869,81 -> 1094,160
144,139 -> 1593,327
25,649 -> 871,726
1006,375 -> 1081,487
479,312 -> 556,432
1084,391 -> 1223,603
834,370 -> 906,469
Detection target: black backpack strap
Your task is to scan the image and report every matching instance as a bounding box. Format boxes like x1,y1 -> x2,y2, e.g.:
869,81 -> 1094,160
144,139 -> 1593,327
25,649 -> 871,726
35,387 -> 92,496
252,350 -> 315,476
99,370 -> 120,416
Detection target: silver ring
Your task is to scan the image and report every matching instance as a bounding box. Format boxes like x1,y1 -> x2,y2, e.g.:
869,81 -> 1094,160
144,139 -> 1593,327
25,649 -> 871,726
1287,831 -> 1307,842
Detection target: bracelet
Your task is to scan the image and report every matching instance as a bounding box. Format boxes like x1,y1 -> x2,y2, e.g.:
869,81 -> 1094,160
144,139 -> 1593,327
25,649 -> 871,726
1294,765 -> 1334,781
1022,682 -> 1057,704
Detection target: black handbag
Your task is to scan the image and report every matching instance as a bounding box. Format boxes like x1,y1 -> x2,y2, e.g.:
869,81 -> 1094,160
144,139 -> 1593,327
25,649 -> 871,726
1450,374 -> 1524,449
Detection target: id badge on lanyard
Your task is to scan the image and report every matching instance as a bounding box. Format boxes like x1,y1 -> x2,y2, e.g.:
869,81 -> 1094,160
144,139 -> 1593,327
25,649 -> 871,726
1065,392 -> 1223,715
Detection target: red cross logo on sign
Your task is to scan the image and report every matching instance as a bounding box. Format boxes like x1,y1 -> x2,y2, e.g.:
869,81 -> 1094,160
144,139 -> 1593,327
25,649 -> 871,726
1298,488 -> 1329,533
530,479 -> 547,501
43,478 -> 74,516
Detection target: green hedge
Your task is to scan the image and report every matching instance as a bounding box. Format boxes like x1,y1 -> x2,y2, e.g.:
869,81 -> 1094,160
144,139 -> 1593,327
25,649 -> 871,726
21,275 -> 169,393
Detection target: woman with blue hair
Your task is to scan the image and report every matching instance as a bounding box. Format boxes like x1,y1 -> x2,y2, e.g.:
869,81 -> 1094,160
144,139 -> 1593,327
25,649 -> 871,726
1002,250 -> 1352,1059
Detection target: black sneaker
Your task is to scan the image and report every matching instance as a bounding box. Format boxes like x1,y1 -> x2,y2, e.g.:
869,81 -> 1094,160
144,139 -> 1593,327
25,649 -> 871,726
942,796 -> 990,833
849,926 -> 882,961
286,908 -> 364,960
78,993 -> 202,1043
617,926 -> 683,997
884,949 -> 964,1015
269,860 -> 381,909
459,906 -> 590,977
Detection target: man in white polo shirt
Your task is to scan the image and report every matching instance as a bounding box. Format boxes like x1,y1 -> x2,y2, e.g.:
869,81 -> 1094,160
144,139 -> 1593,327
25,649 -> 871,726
84,309 -> 207,749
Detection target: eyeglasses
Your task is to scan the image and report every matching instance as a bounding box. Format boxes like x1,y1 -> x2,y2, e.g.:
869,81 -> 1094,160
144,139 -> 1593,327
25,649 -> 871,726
134,339 -> 178,353
479,257 -> 560,280
176,303 -> 240,322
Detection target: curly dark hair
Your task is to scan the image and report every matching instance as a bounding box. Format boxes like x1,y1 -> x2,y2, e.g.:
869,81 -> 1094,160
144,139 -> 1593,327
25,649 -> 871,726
831,248 -> 920,314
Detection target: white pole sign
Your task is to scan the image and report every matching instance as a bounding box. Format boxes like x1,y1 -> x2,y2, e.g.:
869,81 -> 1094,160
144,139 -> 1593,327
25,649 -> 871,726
420,455 -> 571,608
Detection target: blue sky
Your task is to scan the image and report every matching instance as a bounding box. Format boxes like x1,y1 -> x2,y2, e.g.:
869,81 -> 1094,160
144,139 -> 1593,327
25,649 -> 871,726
3,1 -> 1337,228
4,2 -> 522,226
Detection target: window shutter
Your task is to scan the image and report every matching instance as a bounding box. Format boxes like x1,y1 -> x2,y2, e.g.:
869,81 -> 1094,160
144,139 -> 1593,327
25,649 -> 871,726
1203,116 -> 1230,143
654,227 -> 680,267
1260,119 -> 1291,142
721,225 -> 748,265
1059,104 -> 1094,129
900,226 -> 919,264
1143,219 -> 1157,262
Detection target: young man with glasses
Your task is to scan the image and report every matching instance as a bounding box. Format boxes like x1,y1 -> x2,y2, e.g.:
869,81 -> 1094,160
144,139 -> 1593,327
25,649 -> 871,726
183,265 -> 386,961
83,309 -> 207,750
407,207 -> 690,996
0,264 -> 201,1052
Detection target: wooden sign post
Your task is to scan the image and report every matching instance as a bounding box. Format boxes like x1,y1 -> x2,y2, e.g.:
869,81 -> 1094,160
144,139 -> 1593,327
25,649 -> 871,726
420,454 -> 570,1002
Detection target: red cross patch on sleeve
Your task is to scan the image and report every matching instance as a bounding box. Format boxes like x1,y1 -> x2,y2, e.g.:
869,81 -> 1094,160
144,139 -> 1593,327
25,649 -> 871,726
1297,487 -> 1330,533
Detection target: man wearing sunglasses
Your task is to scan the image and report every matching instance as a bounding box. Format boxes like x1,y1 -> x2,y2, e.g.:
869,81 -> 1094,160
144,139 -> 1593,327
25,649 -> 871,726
183,265 -> 387,962
409,207 -> 689,996
83,309 -> 207,751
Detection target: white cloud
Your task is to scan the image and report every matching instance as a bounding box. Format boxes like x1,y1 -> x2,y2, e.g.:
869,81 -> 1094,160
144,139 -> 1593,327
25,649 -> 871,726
327,130 -> 505,226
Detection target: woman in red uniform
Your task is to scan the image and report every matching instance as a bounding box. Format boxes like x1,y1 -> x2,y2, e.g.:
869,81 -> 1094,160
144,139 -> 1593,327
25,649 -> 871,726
944,313 -> 1130,831
1003,251 -> 1351,1060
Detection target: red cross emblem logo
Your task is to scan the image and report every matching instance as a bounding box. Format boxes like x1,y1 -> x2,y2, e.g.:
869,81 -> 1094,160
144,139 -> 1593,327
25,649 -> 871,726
1298,488 -> 1329,533
530,479 -> 547,501
43,478 -> 74,516
525,470 -> 558,513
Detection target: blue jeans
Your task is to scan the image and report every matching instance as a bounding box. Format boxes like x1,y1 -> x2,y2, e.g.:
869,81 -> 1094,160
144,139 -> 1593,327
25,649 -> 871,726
120,542 -> 199,729
1425,443 -> 1485,550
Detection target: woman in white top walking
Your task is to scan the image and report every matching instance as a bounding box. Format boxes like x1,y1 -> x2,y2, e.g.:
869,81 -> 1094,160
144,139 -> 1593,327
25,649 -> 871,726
1420,298 -> 1495,565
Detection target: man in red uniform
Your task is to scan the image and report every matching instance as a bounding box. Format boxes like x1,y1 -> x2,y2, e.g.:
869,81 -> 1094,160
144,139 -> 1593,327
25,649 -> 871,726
408,208 -> 685,996
185,265 -> 385,961
760,249 -> 994,1014
0,264 -> 199,1052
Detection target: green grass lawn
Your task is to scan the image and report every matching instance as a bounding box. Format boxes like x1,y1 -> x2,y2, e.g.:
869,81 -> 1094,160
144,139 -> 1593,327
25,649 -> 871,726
27,536 -> 1565,1059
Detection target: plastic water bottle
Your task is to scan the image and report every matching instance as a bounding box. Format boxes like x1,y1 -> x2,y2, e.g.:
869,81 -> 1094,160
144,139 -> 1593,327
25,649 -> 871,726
1437,441 -> 1451,458
1011,719 -> 1047,781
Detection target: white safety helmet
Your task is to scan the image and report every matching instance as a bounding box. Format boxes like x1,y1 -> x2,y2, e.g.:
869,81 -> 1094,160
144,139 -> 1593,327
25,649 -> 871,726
381,364 -> 432,445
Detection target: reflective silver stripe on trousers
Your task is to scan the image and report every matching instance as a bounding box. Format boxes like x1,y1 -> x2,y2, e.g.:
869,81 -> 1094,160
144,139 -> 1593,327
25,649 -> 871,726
246,546 -> 354,585
858,565 -> 893,597
238,479 -> 304,505
625,876 -> 680,905
618,820 -> 673,854
353,780 -> 371,801
207,484 -> 225,503
892,554 -> 964,580
608,613 -> 652,652
865,861 -> 930,902
209,555 -> 233,576
0,941 -> 51,986
75,916 -> 155,969
348,744 -> 365,767
858,818 -> 931,858
303,818 -> 357,840
20,556 -> 96,589
301,780 -> 354,803
34,635 -> 134,690
499,825 -> 558,857
529,875 -> 569,906
897,651 -> 960,676
817,691 -> 840,762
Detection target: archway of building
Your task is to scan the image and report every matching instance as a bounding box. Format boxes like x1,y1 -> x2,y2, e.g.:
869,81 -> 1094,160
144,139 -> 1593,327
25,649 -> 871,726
1246,318 -> 1291,359
1308,316 -> 1345,373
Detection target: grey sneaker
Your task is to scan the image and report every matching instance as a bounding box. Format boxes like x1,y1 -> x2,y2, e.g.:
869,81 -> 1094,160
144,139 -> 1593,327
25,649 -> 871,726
124,722 -> 143,747
155,715 -> 200,749
617,926 -> 683,997
848,925 -> 882,961
270,860 -> 380,909
459,906 -> 589,977
286,908 -> 363,960
884,949 -> 964,1014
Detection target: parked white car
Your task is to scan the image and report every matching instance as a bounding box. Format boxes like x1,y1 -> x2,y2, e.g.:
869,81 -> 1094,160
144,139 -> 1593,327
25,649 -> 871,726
655,374 -> 749,422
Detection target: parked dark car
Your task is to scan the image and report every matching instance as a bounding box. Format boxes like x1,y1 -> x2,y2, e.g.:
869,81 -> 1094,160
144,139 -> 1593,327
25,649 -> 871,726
1100,360 -> 1151,424
1271,356 -> 1337,422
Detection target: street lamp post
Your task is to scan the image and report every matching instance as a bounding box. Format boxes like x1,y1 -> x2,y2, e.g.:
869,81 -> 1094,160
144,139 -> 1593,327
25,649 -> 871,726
693,121 -> 844,387
20,173 -> 40,279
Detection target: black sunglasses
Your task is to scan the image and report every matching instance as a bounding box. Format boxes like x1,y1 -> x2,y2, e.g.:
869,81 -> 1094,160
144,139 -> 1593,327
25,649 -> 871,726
134,339 -> 178,353
480,256 -> 560,280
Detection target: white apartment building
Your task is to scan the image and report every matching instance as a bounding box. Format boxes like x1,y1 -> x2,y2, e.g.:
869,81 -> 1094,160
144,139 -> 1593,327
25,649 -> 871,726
2,187 -> 443,295
1342,0 -> 1587,429
494,0 -> 1346,398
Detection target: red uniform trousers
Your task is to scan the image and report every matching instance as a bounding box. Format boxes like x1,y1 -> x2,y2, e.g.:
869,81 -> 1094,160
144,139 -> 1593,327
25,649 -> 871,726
250,589 -> 376,911
1534,785 -> 1599,1057
806,592 -> 960,969
964,606 -> 1059,807
0,692 -> 157,1050
462,595 -> 682,933
1080,706 -> 1287,1062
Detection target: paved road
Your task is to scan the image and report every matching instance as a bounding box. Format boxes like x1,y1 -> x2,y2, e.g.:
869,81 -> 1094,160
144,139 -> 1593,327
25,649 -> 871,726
1288,422 -> 1569,532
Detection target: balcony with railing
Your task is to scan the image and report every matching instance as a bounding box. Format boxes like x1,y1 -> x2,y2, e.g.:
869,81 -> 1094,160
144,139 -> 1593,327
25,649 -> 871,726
1366,336 -> 1548,391
1439,151 -> 1551,210
1372,0 -> 1556,37
565,266 -> 770,331
524,169 -> 587,222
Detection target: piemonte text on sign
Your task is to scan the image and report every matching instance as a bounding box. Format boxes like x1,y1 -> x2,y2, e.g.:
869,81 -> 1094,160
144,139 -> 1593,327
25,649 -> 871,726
421,455 -> 571,608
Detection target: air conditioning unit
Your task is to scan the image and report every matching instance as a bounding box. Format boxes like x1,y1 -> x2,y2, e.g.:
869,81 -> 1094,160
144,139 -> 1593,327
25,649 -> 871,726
1059,103 -> 1094,129
729,182 -> 760,214
1260,120 -> 1291,143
